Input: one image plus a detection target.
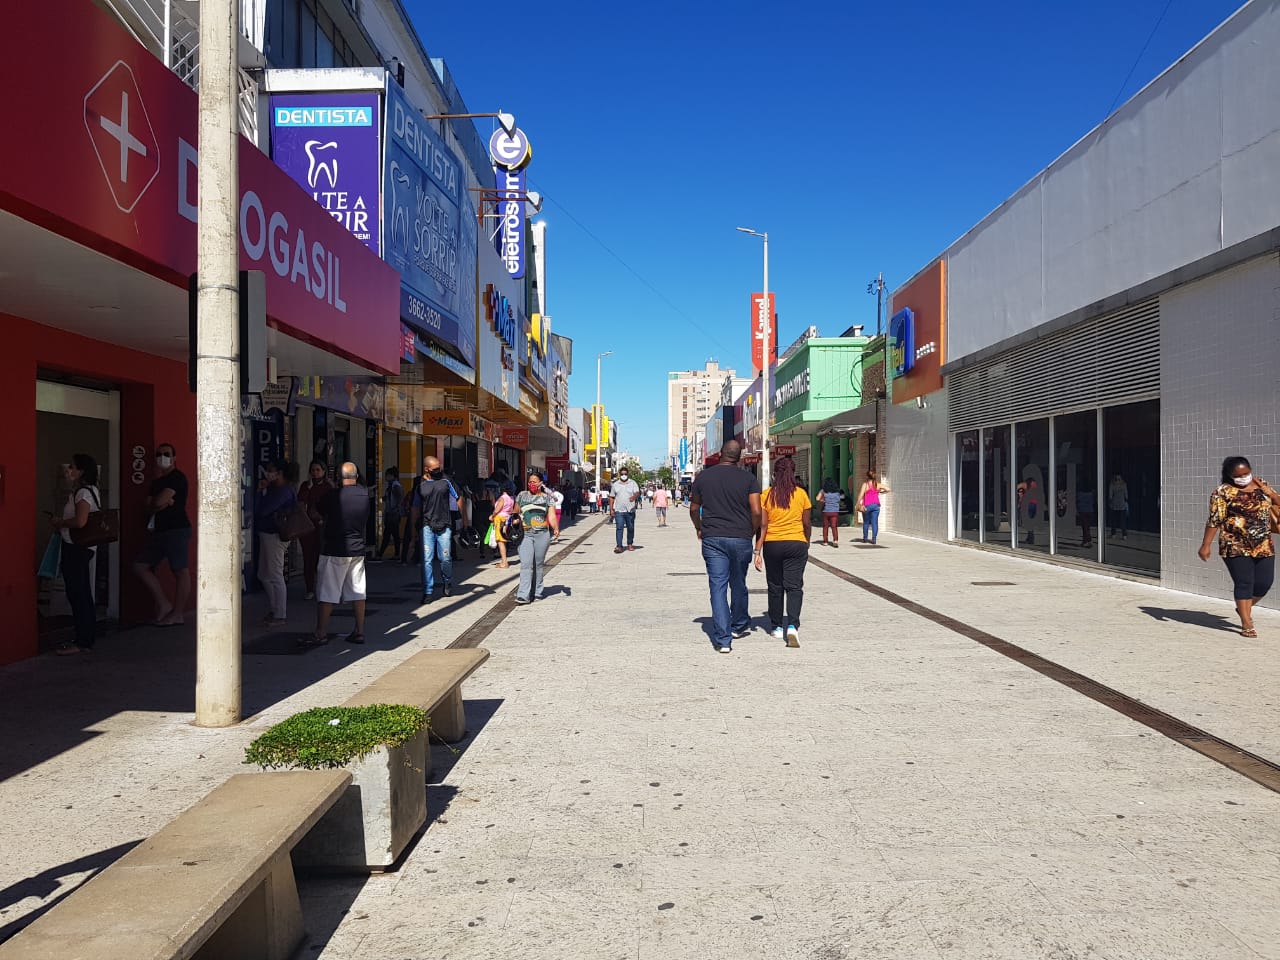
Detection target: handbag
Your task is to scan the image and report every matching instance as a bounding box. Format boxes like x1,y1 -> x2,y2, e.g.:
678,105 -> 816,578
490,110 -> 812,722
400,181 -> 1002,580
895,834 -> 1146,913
1270,502 -> 1280,534
38,534 -> 62,578
502,513 -> 525,548
274,502 -> 315,541
70,488 -> 120,548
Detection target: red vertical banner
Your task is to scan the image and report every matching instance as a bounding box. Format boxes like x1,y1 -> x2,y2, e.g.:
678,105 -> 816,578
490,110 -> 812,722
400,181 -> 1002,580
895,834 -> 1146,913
751,293 -> 777,373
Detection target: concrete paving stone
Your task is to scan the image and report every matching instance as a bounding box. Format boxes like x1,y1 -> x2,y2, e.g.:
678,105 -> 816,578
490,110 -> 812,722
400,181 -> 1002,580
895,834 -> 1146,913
1120,837 -> 1280,877
1027,872 -> 1223,914
640,850 -> 894,891
771,918 -> 945,960
877,841 -> 1151,882
393,854 -> 646,895
497,887 -> 642,959
920,911 -> 1260,959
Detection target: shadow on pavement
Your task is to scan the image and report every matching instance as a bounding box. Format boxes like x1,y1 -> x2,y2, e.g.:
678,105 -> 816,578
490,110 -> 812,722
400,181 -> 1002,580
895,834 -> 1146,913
1138,606 -> 1240,633
0,840 -> 142,944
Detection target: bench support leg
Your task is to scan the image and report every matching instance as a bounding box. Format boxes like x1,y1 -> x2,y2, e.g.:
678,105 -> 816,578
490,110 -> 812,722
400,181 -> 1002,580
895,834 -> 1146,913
431,685 -> 467,743
195,852 -> 303,960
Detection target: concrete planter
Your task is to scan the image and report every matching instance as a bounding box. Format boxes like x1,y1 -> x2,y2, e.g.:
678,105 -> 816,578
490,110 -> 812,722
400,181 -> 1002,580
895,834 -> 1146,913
292,728 -> 428,870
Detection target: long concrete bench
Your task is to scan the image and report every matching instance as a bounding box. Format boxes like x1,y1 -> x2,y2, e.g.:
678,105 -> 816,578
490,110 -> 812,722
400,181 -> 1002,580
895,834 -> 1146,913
342,647 -> 490,742
0,770 -> 351,960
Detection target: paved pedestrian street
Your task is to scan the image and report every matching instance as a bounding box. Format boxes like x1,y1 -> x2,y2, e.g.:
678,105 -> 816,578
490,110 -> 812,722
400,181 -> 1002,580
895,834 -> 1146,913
294,510 -> 1280,960
4,512 -> 1280,958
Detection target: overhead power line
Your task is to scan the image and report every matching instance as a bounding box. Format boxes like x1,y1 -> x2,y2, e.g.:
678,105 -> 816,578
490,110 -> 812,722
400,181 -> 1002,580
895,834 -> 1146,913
1105,0 -> 1175,119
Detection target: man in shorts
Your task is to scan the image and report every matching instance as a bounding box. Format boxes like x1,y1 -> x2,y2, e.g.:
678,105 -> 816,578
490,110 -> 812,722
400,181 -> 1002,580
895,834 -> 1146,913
653,486 -> 670,527
309,462 -> 370,646
133,441 -> 192,625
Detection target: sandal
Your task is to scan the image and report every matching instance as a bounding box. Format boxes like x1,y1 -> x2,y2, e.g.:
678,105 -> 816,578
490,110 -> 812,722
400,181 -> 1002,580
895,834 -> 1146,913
345,632 -> 365,645
297,632 -> 329,647
1242,624 -> 1258,638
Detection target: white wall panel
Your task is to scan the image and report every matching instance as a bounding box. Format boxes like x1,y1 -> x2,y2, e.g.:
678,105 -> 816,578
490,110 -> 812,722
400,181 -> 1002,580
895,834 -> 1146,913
884,385 -> 951,541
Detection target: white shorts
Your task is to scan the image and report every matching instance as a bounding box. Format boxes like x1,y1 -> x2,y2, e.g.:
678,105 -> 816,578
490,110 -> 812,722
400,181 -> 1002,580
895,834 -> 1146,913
316,555 -> 366,604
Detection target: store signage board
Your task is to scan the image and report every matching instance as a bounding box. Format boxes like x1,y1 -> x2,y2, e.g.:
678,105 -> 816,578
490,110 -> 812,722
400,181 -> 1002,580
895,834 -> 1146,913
270,92 -> 381,254
494,166 -> 525,279
750,293 -> 778,373
383,79 -> 476,366
888,308 -> 915,379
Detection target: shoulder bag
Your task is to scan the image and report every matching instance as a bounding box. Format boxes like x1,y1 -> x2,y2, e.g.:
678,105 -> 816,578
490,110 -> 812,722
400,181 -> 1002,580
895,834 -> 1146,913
274,499 -> 314,541
70,487 -> 120,548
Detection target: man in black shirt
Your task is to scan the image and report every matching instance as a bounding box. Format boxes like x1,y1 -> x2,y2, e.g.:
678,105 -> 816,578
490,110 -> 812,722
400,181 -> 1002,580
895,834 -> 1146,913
133,441 -> 192,625
411,455 -> 456,604
690,440 -> 761,653
310,462 -> 370,645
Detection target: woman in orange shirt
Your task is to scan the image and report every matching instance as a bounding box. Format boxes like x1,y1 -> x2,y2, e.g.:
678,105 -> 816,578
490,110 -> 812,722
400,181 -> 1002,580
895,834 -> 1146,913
753,457 -> 811,648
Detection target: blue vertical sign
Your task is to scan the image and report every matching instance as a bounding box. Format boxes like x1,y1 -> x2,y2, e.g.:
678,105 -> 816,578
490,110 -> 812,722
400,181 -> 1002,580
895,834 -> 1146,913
679,436 -> 689,474
270,93 -> 382,254
494,166 -> 525,279
382,80 -> 476,367
888,308 -> 916,378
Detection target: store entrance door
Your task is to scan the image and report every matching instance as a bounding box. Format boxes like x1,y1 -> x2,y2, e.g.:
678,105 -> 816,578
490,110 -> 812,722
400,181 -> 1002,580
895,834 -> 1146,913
35,380 -> 120,645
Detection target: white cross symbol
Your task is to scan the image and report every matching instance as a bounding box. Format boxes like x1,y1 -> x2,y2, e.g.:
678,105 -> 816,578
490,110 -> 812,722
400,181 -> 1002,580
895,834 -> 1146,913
99,91 -> 148,184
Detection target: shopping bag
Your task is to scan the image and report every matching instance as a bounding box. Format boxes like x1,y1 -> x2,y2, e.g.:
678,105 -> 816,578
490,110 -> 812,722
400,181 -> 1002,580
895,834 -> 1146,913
484,522 -> 496,548
38,534 -> 62,579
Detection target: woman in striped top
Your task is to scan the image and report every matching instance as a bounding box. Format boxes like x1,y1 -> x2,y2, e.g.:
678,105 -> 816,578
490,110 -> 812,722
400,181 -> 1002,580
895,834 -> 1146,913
819,477 -> 842,547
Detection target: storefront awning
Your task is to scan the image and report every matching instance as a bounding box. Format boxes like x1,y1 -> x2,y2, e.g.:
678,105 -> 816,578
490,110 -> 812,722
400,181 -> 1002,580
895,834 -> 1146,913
814,401 -> 880,436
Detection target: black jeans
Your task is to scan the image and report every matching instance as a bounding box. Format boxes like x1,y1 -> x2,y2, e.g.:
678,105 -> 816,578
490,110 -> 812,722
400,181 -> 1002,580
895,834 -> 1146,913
1223,555 -> 1275,601
60,541 -> 97,648
379,514 -> 403,558
762,540 -> 808,629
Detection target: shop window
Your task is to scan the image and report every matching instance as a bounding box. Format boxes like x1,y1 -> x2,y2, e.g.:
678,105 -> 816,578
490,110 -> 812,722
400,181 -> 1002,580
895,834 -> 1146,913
300,2 -> 317,67
983,425 -> 1012,547
1103,400 -> 1160,574
1015,418 -> 1050,554
281,0 -> 300,66
1053,410 -> 1099,562
955,430 -> 979,542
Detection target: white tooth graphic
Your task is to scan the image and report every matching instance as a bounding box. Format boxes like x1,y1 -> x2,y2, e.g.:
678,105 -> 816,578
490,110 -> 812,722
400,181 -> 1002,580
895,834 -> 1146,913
304,139 -> 340,189
390,161 -> 411,251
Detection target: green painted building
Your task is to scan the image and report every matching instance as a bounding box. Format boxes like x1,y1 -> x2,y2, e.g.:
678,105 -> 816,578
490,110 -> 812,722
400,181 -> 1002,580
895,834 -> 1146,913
769,335 -> 877,509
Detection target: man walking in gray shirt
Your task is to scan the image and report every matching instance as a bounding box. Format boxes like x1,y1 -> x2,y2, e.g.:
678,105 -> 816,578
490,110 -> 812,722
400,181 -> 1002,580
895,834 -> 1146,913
610,467 -> 640,554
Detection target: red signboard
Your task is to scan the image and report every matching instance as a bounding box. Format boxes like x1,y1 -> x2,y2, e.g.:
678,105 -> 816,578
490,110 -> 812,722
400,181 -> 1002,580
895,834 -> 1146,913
1,0 -> 401,374
750,293 -> 778,374
773,445 -> 797,457
499,427 -> 529,448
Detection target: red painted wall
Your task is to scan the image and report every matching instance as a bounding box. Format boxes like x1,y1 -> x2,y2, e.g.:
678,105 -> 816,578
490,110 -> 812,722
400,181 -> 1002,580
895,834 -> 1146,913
1,314 -> 196,664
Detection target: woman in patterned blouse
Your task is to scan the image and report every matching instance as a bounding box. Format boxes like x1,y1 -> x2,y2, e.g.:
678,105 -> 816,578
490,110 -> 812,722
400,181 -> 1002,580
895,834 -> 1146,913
1198,456 -> 1280,637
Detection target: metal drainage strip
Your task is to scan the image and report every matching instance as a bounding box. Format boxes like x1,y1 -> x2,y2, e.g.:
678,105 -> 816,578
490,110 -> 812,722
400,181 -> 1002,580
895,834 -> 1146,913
448,516 -> 608,651
807,554 -> 1280,796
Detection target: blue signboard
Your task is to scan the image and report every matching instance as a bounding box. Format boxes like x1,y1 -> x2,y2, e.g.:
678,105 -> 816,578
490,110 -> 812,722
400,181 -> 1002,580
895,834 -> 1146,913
494,166 -> 525,279
888,308 -> 915,379
679,436 -> 689,473
383,80 -> 476,367
270,93 -> 381,254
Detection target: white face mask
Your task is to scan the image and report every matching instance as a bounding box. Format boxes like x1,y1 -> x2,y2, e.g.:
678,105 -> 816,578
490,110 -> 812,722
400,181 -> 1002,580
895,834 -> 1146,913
157,455 -> 173,469
620,475 -> 629,482
1233,474 -> 1253,488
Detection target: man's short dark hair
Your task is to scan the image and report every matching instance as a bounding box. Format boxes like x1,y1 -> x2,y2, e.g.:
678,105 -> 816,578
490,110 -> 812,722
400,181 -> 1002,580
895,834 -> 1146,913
720,440 -> 742,462
157,442 -> 176,455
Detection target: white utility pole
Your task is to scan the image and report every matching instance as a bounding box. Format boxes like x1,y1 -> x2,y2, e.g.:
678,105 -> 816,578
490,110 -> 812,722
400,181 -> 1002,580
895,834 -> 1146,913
737,227 -> 771,489
595,351 -> 612,496
194,0 -> 242,726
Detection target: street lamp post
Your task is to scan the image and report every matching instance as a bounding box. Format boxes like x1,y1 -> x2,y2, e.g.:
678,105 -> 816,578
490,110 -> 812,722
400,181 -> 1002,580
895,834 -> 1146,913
595,351 -> 612,500
736,227 -> 771,490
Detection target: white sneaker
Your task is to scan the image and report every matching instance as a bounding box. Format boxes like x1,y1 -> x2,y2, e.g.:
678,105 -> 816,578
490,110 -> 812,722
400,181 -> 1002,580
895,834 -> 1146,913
772,626 -> 785,641
786,625 -> 800,648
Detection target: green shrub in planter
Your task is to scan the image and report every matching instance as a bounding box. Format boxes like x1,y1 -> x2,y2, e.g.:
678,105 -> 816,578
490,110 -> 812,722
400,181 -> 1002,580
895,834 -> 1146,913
244,704 -> 428,771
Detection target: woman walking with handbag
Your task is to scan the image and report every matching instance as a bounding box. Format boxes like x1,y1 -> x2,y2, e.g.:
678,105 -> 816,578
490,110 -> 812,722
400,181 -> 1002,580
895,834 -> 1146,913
50,454 -> 102,655
754,457 -> 811,648
255,460 -> 296,627
297,461 -> 332,600
1198,456 -> 1280,637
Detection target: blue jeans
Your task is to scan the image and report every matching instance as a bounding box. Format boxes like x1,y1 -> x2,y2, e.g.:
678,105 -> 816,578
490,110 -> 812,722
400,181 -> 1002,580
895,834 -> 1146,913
614,511 -> 636,547
862,505 -> 881,542
701,536 -> 752,648
421,525 -> 453,594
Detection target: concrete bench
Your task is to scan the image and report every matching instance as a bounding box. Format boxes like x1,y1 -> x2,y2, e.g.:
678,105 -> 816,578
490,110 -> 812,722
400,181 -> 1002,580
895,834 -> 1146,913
0,770 -> 351,960
341,647 -> 490,743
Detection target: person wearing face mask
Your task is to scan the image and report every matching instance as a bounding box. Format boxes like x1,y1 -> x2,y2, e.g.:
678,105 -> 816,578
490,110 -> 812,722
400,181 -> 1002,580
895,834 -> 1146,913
132,442 -> 192,625
609,468 -> 641,554
1199,456 -> 1280,638
411,456 -> 456,604
514,472 -> 560,604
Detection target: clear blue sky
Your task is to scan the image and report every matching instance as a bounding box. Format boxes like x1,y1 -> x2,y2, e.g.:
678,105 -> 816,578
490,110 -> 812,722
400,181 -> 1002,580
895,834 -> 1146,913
407,0 -> 1244,467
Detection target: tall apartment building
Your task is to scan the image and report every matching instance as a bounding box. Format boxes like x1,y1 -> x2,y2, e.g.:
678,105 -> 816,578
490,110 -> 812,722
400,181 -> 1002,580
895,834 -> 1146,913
668,360 -> 733,461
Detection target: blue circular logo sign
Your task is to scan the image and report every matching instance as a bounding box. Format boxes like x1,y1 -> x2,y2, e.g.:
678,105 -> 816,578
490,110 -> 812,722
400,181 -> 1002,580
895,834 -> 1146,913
489,128 -> 532,171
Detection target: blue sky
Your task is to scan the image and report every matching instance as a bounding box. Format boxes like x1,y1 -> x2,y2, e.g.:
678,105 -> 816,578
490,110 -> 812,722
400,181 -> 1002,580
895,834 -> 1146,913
408,0 -> 1245,466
